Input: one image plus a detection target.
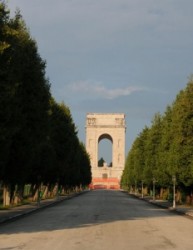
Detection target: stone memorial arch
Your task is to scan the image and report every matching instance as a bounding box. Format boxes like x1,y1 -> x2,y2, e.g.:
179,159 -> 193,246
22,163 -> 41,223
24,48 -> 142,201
85,113 -> 126,189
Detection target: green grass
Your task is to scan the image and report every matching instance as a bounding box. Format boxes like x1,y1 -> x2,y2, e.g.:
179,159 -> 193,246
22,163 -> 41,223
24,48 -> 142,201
0,204 -> 10,210
0,199 -> 31,210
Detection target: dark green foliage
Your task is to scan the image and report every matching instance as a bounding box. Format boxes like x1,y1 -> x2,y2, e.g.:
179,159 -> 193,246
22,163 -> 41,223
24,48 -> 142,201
0,3 -> 51,186
122,79 -> 193,196
0,2 -> 91,196
47,99 -> 91,188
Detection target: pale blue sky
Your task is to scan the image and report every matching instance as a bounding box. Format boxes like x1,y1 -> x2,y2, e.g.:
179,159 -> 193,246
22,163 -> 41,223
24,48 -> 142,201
8,0 -> 193,164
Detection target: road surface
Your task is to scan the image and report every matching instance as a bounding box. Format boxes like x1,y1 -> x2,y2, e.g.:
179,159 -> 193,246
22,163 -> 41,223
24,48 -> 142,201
0,190 -> 193,250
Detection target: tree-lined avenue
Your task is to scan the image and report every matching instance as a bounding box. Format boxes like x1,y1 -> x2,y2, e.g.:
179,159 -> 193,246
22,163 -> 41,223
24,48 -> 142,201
0,190 -> 193,250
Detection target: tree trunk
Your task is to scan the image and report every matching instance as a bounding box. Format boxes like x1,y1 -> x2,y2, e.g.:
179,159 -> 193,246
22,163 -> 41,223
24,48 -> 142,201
3,185 -> 10,206
42,185 -> 48,199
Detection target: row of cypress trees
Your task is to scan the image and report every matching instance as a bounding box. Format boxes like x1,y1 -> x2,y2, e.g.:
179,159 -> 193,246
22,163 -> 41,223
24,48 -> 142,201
0,2 -> 91,204
121,79 -> 193,201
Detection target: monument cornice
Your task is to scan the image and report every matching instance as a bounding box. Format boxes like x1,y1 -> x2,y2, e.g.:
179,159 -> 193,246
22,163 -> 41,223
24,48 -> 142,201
86,125 -> 126,129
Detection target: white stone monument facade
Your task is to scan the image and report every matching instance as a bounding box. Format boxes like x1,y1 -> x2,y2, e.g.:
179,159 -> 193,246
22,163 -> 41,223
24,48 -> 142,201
85,113 -> 126,188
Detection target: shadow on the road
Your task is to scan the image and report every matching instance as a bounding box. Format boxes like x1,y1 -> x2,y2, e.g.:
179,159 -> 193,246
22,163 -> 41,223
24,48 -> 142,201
0,190 -> 181,235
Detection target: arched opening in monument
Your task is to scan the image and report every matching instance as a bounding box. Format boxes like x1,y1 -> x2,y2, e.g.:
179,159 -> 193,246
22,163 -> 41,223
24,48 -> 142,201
98,134 -> 113,167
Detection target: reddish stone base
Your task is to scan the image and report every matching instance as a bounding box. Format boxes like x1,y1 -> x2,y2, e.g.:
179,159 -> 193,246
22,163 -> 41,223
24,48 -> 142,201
89,177 -> 120,190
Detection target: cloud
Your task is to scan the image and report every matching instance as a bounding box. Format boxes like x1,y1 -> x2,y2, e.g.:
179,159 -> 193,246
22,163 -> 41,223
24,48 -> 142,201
67,80 -> 144,100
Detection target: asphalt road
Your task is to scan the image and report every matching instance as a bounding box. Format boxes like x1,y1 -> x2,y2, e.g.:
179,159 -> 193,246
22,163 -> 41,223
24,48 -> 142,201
0,190 -> 193,250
